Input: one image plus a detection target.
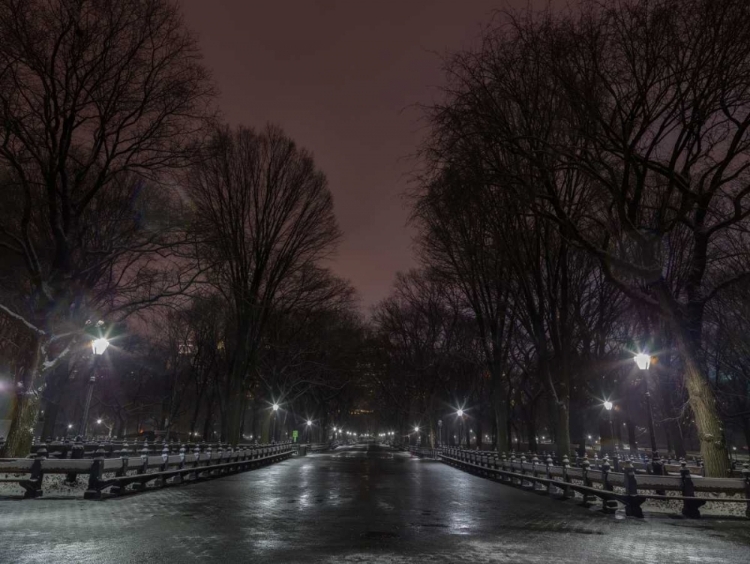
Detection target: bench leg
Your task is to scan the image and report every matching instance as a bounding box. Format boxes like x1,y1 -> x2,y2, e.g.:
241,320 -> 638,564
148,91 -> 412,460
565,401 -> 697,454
682,498 -> 706,519
625,496 -> 645,518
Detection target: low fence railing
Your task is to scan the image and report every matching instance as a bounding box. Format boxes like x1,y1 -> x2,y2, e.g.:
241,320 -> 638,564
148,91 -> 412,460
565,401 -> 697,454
431,446 -> 750,478
439,447 -> 750,519
26,439 -> 272,459
0,442 -> 294,500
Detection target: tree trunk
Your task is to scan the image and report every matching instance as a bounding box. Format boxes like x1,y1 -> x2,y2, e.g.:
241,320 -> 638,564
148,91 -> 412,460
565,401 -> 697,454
2,391 -> 40,457
527,411 -> 538,453
40,360 -> 70,440
224,332 -> 253,445
654,284 -> 730,476
1,336 -> 43,458
202,388 -> 216,441
492,385 -> 509,451
555,397 -> 571,459
189,377 -> 208,436
476,404 -> 483,450
239,391 -> 249,438
671,334 -> 729,475
40,400 -> 61,441
613,412 -> 623,449
116,414 -> 126,439
666,419 -> 687,459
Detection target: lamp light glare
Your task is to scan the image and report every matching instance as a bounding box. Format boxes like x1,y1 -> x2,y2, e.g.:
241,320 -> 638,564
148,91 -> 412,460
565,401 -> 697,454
91,337 -> 110,355
634,353 -> 651,370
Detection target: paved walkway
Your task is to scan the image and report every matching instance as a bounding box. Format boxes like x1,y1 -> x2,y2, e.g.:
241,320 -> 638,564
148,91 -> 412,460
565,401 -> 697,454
1,444 -> 749,563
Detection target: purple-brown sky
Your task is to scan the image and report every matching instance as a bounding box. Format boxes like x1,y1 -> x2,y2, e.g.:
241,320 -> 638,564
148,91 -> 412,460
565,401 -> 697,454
179,0 -> 507,310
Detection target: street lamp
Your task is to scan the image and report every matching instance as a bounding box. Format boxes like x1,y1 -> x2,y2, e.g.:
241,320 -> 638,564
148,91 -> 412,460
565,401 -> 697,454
81,337 -> 109,438
91,338 -> 110,355
634,352 -> 659,466
456,409 -> 464,447
603,401 -> 615,456
271,403 -> 280,443
634,353 -> 651,370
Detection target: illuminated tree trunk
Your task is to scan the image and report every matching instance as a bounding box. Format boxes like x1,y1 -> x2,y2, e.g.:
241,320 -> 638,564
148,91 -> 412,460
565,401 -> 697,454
1,336 -> 43,458
679,338 -> 730,476
655,284 -> 730,477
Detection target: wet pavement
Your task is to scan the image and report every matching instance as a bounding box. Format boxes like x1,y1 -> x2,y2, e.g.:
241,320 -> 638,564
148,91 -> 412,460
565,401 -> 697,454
1,444 -> 749,563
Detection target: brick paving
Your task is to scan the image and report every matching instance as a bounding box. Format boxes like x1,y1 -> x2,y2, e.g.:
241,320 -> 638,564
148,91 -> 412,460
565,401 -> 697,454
0,445 -> 749,563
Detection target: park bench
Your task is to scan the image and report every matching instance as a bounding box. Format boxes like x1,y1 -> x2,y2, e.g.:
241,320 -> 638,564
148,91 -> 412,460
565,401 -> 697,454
0,442 -> 294,499
439,447 -> 750,519
28,439 -> 272,459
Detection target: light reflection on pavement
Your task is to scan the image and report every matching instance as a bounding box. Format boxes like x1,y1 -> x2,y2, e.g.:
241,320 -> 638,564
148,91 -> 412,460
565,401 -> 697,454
0,444 -> 749,563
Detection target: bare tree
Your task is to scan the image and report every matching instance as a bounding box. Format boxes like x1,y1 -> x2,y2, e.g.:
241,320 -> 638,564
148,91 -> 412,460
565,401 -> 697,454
411,170 -> 516,451
511,0 -> 750,475
415,0 -> 750,475
0,0 -> 215,455
186,124 -> 341,445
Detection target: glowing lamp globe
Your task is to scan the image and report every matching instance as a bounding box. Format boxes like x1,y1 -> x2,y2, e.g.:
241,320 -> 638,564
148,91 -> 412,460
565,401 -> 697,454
634,353 -> 651,370
91,338 -> 110,355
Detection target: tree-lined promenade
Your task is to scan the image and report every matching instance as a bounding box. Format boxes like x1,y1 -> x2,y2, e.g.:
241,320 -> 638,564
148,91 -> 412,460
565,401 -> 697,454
370,0 -> 750,478
0,0 -> 361,457
1,0 -> 749,484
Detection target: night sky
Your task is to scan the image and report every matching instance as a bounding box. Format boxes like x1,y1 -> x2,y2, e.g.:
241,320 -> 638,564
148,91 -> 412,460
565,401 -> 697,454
179,1 -> 508,310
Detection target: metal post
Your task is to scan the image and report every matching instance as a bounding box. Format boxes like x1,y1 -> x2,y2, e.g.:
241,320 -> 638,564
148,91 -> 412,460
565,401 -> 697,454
271,412 -> 277,443
80,374 -> 96,439
644,389 -> 658,456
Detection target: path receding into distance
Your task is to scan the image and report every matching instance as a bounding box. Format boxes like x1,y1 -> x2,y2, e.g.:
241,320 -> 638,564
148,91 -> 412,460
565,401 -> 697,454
1,444 -> 749,563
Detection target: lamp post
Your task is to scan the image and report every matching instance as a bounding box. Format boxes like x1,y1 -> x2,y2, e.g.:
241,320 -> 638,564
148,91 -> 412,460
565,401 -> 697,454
603,401 -> 615,457
81,337 -> 109,438
271,403 -> 279,443
414,426 -> 420,447
306,419 -> 312,443
634,353 -> 660,471
456,409 -> 464,447
437,419 -> 443,447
